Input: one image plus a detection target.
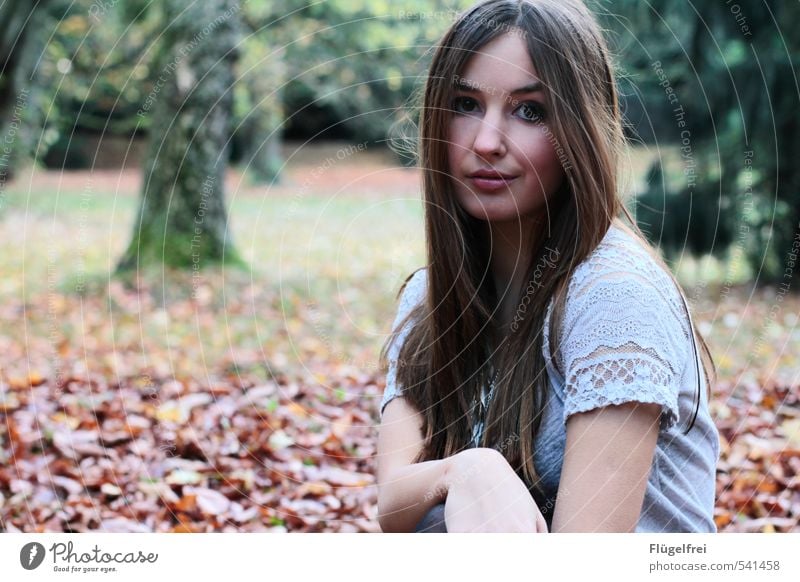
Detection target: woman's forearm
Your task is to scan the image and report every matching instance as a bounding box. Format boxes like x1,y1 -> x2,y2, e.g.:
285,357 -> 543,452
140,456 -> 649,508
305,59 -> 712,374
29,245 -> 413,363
377,447 -> 522,532
377,456 -> 455,533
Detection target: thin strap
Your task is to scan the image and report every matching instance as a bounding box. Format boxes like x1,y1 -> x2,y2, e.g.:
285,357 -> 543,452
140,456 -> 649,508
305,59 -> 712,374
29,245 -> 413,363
675,288 -> 701,435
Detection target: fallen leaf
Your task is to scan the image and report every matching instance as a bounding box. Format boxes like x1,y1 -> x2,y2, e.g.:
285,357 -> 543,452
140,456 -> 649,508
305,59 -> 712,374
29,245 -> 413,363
101,483 -> 122,496
781,419 -> 800,449
268,429 -> 294,451
185,486 -> 230,516
165,469 -> 203,485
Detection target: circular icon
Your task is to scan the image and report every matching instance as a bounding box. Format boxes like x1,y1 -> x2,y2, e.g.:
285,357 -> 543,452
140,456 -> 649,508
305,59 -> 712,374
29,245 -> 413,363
20,542 -> 46,570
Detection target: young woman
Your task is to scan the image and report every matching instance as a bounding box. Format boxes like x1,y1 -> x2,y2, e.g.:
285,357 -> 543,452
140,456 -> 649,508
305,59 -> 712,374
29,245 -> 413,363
376,0 -> 719,533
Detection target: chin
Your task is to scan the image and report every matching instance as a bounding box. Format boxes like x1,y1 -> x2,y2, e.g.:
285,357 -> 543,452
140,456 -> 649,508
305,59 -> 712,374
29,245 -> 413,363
467,209 -> 519,224
457,195 -> 528,224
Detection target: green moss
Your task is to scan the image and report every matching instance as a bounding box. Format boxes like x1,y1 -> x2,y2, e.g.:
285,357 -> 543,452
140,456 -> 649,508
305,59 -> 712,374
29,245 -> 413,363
116,221 -> 246,273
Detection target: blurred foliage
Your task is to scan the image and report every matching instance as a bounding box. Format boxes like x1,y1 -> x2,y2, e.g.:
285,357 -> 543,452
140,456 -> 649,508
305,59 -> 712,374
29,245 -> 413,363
273,0 -> 472,145
2,1 -> 798,281
4,0 -> 473,171
3,0 -> 286,183
2,0 -> 159,168
597,0 -> 800,282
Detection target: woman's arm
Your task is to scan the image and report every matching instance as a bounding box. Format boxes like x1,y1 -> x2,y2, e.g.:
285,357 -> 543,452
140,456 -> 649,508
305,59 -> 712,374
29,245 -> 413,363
550,401 -> 661,532
377,397 -> 548,533
376,397 -> 455,532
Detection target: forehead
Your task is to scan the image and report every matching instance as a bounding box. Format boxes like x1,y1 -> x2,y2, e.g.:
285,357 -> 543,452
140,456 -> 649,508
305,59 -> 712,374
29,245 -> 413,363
457,32 -> 541,93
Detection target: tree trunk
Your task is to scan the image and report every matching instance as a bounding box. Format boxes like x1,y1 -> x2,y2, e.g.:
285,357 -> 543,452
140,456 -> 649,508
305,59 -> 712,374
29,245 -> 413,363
117,0 -> 242,271
240,109 -> 283,184
0,0 -> 50,184
234,36 -> 284,185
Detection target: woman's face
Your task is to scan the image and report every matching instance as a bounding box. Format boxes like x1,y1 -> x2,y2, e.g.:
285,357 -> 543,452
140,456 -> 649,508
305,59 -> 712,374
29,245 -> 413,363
447,32 -> 566,226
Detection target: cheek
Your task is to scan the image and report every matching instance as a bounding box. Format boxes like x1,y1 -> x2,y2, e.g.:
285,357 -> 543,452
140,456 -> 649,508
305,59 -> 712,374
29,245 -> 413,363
447,126 -> 470,176
447,119 -> 470,153
519,133 -> 564,180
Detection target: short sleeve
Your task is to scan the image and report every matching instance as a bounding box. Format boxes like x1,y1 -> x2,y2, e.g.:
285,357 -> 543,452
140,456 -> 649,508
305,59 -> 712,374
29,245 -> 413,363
558,267 -> 691,431
379,269 -> 427,418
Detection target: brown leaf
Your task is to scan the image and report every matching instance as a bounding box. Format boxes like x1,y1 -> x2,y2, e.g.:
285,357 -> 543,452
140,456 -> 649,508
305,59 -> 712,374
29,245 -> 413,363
297,481 -> 332,497
185,486 -> 229,516
170,522 -> 202,533
173,494 -> 197,513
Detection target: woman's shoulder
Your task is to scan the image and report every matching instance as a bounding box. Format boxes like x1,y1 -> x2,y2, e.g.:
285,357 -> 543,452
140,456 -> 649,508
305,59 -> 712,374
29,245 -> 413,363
391,267 -> 428,329
569,222 -> 676,294
381,268 -> 428,417
559,221 -> 693,354
398,267 -> 427,307
407,266 -> 428,290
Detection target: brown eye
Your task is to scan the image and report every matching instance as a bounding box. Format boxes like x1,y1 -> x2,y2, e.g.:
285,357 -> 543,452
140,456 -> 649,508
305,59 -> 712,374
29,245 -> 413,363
515,101 -> 545,123
452,96 -> 480,114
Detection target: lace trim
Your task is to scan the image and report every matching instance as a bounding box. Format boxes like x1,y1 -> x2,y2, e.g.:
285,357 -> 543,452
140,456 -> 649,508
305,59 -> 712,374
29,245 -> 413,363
566,352 -> 679,429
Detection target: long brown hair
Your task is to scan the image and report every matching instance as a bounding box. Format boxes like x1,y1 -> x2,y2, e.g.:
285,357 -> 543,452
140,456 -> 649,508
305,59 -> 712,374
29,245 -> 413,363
380,0 -> 715,498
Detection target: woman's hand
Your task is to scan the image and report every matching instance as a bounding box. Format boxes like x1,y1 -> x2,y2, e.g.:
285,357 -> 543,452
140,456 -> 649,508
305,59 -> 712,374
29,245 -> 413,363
443,447 -> 548,533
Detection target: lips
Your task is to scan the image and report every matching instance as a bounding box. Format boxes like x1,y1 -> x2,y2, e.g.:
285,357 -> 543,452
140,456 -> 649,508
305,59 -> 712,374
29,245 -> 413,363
467,169 -> 518,192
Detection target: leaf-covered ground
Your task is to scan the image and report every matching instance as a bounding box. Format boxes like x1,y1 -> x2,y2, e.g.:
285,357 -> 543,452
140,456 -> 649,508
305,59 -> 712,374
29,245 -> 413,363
0,146 -> 798,532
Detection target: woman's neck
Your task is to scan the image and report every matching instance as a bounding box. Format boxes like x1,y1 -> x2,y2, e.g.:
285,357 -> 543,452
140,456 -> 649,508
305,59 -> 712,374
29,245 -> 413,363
485,217 -> 545,330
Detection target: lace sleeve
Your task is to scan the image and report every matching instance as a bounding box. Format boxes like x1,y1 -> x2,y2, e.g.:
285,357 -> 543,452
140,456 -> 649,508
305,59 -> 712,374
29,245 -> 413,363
379,269 -> 427,418
558,267 -> 691,431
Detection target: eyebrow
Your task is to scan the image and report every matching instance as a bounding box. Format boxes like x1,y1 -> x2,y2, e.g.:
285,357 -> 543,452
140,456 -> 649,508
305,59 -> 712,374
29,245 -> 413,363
453,78 -> 543,95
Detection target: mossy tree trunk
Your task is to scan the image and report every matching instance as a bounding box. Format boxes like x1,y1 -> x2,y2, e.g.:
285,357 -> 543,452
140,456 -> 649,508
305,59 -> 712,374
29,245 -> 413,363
117,0 -> 243,272
0,0 -> 51,183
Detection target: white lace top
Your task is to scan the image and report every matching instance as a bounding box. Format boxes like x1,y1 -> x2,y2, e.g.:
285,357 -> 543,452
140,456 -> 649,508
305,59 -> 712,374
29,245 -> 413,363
379,223 -> 720,532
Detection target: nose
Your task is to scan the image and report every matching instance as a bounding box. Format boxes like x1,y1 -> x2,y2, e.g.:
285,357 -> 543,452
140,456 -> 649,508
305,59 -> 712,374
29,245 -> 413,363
472,113 -> 507,158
